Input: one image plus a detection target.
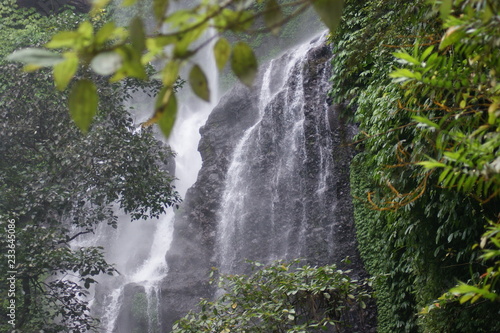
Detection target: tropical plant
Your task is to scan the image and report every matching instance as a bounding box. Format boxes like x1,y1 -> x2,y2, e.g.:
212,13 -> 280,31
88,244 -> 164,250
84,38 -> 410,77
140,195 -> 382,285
172,260 -> 372,333
389,0 -> 500,318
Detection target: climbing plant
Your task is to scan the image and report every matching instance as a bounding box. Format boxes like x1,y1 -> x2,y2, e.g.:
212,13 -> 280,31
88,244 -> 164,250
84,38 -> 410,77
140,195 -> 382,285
332,0 -> 500,331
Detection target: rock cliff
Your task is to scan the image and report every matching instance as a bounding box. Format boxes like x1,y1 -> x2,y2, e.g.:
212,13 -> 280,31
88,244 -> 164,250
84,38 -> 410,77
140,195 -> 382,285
159,36 -> 373,331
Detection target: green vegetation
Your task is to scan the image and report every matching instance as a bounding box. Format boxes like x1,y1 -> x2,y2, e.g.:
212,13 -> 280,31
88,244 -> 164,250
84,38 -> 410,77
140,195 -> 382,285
3,0 -> 499,331
331,0 -> 500,331
0,2 -> 179,331
172,261 -> 371,333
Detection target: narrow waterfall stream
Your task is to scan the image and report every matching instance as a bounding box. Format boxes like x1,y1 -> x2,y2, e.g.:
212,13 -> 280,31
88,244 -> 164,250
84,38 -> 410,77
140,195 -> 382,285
88,37 -> 219,333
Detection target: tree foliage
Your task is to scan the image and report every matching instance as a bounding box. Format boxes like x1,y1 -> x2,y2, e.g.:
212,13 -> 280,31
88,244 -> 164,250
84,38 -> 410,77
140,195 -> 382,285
0,3 -> 180,331
172,261 -> 372,333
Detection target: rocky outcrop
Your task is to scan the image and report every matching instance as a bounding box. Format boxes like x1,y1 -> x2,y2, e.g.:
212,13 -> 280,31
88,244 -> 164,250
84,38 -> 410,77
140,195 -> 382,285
159,36 -> 374,332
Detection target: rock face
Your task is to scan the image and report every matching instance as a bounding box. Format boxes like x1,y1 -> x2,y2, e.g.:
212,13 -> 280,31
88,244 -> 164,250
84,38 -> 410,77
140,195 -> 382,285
160,35 -> 373,332
158,83 -> 260,330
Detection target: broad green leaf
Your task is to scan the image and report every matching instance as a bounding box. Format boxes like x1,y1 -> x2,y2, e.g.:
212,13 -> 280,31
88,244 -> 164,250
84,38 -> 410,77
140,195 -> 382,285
53,53 -> 79,91
420,45 -> 435,61
216,9 -> 254,32
174,23 -> 208,58
7,48 -> 64,67
264,0 -> 283,35
393,51 -> 420,65
158,91 -> 177,138
69,79 -> 98,133
95,22 -> 117,45
417,161 -> 446,169
311,0 -> 344,32
90,51 -> 122,75
440,26 -> 465,50
389,68 -> 416,79
153,0 -> 169,22
112,46 -> 146,81
78,21 -> 94,41
130,16 -> 146,54
214,38 -> 231,71
412,115 -> 440,129
162,60 -> 180,86
488,102 -> 498,125
231,42 -> 258,87
189,65 -> 210,102
91,0 -> 112,12
45,31 -> 80,49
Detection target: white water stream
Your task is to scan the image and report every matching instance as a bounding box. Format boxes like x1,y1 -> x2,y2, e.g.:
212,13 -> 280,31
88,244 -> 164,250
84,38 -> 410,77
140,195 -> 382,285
86,38 -> 219,333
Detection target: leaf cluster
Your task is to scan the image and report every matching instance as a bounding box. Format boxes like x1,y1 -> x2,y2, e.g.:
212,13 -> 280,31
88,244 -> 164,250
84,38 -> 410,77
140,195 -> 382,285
6,0 -> 346,136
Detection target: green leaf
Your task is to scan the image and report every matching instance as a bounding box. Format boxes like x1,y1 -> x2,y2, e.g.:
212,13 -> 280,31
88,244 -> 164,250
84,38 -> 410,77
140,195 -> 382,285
112,45 -> 146,81
264,0 -> 284,35
214,38 -> 231,71
162,60 -> 180,87
231,42 -> 258,87
95,22 -> 117,45
130,16 -> 146,54
7,48 -> 64,67
412,115 -> 440,129
45,31 -> 81,49
420,45 -> 435,61
217,9 -> 254,32
189,64 -> 210,102
91,0 -> 112,12
311,0 -> 344,32
90,51 -> 123,76
77,21 -> 94,41
417,161 -> 446,169
53,53 -> 79,91
440,26 -> 465,50
153,0 -> 169,22
393,51 -> 420,65
158,92 -> 177,138
69,79 -> 98,133
389,68 -> 416,81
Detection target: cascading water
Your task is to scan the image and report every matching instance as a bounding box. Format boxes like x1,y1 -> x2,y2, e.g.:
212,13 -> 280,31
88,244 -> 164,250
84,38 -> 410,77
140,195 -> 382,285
216,34 -> 336,273
87,36 -> 219,333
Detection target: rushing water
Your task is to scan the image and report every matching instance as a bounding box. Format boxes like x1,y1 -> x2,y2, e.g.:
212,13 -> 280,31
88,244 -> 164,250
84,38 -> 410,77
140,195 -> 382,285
215,34 -> 335,274
86,36 -> 219,333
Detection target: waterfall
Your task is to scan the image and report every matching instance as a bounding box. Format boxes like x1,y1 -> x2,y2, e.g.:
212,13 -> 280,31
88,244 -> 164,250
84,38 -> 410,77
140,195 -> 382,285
87,36 -> 219,333
160,31 -> 363,331
216,34 -> 336,274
